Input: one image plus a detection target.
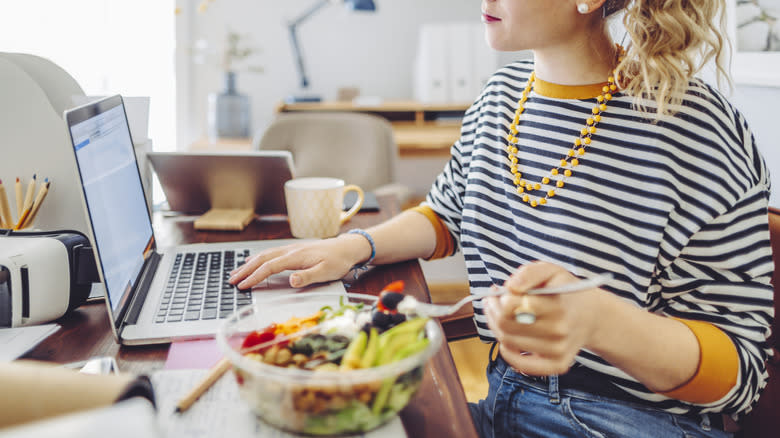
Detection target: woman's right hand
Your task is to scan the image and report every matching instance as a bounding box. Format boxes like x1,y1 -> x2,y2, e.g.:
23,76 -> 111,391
228,233 -> 372,289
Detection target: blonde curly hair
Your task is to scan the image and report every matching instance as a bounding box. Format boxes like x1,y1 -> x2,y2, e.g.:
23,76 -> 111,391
606,0 -> 729,116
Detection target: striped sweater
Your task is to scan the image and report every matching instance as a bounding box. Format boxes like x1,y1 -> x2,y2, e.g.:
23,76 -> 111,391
423,60 -> 774,417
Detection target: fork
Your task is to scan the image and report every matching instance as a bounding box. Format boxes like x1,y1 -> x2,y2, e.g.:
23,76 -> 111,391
396,273 -> 613,318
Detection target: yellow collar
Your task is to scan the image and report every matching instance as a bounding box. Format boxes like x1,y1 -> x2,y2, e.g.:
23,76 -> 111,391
533,76 -> 609,100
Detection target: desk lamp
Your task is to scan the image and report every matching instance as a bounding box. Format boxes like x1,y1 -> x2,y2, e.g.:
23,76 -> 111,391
286,0 -> 376,103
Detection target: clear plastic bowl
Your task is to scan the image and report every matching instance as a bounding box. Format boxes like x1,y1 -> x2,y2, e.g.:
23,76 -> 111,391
216,292 -> 443,435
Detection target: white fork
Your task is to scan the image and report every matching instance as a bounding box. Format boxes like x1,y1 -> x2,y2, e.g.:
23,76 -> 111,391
397,273 -> 613,318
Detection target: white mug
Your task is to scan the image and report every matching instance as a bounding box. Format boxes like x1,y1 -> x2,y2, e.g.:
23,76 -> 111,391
284,177 -> 364,239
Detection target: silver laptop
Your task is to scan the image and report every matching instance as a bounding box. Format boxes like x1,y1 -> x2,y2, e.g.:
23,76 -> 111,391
147,150 -> 294,214
64,95 -> 344,345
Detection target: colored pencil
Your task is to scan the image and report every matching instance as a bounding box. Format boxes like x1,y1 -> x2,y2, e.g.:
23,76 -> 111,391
174,358 -> 231,413
13,207 -> 31,231
14,177 -> 22,220
22,174 -> 37,213
0,179 -> 12,228
21,179 -> 50,229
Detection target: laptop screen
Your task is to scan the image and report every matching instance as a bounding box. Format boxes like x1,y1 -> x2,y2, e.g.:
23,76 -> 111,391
67,96 -> 154,314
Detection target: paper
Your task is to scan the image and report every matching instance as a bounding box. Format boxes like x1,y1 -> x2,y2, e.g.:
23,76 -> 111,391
151,369 -> 407,438
0,323 -> 59,361
0,398 -> 162,438
0,360 -> 151,428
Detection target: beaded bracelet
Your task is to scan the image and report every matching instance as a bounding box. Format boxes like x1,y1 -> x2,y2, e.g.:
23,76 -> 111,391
346,228 -> 376,279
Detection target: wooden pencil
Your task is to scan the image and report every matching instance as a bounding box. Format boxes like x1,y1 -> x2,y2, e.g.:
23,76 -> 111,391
20,179 -> 50,229
13,207 -> 31,231
14,177 -> 22,221
0,179 -> 12,229
22,174 -> 36,213
174,358 -> 231,413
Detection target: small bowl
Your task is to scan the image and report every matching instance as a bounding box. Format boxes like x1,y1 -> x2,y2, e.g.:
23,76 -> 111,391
216,291 -> 443,435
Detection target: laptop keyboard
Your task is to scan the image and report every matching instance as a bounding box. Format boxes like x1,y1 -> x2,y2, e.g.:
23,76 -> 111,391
154,249 -> 252,323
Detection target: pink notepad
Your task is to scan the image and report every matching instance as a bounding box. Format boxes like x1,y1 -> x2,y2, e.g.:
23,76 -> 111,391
164,339 -> 223,370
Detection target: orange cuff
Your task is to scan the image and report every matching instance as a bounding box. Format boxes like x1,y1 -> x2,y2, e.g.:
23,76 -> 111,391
660,318 -> 739,404
409,205 -> 456,260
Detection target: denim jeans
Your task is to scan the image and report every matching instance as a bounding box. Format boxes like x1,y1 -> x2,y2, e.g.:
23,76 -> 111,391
468,352 -> 733,438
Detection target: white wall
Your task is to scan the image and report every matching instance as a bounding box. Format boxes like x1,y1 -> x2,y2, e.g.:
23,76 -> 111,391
176,0 -> 491,147
0,0 -> 176,149
731,85 -> 780,208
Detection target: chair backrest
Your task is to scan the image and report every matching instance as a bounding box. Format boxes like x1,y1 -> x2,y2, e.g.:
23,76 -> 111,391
736,206 -> 779,437
768,207 -> 780,350
254,112 -> 398,192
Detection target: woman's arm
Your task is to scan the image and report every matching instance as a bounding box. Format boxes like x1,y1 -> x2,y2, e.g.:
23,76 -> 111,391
229,209 -> 437,289
485,262 -> 704,393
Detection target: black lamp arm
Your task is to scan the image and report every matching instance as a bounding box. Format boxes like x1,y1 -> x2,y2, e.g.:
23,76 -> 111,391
288,0 -> 331,89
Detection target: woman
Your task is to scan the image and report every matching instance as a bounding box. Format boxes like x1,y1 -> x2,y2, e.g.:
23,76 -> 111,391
231,1 -> 774,436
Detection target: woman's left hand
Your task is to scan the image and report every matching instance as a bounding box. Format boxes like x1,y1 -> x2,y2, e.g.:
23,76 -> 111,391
484,261 -> 609,376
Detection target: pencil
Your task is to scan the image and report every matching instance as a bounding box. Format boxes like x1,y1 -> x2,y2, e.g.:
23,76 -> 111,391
20,179 -> 50,229
174,357 -> 231,413
22,174 -> 36,213
0,179 -> 12,228
13,207 -> 31,231
14,177 -> 22,220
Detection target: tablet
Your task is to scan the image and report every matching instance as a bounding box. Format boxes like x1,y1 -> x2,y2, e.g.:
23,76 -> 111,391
147,150 -> 295,214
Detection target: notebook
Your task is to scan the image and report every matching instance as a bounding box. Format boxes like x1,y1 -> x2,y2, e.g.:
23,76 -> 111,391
64,95 -> 345,346
147,150 -> 294,215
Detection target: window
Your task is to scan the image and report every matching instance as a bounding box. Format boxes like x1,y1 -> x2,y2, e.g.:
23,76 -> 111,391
0,0 -> 176,150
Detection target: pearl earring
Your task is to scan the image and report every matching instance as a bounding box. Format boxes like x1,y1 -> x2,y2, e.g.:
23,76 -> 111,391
577,3 -> 589,14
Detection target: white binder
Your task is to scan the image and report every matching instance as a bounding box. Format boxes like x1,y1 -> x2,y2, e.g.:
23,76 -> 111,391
414,23 -> 450,103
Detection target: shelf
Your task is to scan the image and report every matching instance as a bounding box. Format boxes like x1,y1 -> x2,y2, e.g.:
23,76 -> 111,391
276,100 -> 468,157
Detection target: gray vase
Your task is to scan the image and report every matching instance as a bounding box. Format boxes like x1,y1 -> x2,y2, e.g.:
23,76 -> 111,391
208,71 -> 251,140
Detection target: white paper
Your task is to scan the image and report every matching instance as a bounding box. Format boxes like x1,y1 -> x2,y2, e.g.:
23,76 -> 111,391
0,398 -> 162,438
151,369 -> 407,438
0,324 -> 59,361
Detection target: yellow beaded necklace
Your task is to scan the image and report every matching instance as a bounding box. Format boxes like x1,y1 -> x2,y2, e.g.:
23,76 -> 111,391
506,46 -> 625,207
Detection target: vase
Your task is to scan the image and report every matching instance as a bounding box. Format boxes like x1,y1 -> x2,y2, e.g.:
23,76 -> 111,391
208,71 -> 251,141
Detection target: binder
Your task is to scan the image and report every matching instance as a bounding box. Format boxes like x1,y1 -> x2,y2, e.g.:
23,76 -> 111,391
448,22 -> 476,103
415,23 -> 450,103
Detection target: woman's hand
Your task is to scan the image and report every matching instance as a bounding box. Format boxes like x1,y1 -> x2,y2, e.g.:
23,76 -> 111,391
484,261 -> 609,376
228,233 -> 371,289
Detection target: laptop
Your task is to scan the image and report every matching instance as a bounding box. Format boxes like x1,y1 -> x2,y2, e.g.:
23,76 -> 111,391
64,95 -> 345,345
147,150 -> 294,215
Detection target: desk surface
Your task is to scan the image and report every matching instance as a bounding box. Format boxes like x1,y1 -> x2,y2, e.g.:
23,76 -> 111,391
22,195 -> 478,438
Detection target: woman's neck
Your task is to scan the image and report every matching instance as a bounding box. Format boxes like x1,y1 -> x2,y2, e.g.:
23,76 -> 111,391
532,28 -> 617,86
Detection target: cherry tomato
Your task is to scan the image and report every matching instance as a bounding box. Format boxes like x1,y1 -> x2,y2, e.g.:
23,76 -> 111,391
381,280 -> 405,293
241,328 -> 275,352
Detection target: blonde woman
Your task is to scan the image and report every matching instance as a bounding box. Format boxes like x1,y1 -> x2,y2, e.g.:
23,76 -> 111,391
231,0 -> 773,436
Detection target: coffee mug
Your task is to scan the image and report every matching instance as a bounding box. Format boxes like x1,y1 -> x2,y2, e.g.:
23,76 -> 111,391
284,177 -> 364,238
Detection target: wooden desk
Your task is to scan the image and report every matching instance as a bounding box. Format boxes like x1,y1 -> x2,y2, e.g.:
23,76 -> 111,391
276,100 -> 467,157
22,195 -> 478,438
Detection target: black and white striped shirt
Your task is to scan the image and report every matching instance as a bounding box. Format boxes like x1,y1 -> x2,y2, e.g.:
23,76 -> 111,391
424,60 -> 774,417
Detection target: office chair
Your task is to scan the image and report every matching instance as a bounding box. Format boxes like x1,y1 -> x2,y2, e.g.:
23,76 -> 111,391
737,206 -> 780,437
253,112 -> 411,203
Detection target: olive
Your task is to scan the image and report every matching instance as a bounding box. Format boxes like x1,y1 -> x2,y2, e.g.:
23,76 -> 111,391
371,310 -> 392,328
390,312 -> 407,326
379,291 -> 405,311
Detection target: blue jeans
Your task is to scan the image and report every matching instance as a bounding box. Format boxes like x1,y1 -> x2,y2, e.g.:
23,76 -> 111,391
468,352 -> 732,438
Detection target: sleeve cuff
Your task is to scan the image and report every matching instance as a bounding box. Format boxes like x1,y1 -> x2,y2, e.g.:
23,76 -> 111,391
659,318 -> 739,404
409,205 -> 456,260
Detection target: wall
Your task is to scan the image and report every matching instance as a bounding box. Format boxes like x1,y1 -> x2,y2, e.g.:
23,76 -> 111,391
176,0 -> 499,148
731,85 -> 780,208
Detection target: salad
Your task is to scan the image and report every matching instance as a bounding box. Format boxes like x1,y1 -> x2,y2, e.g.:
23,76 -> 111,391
231,281 -> 434,435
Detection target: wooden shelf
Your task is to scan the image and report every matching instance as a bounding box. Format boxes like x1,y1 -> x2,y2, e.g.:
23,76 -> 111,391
276,100 -> 468,157
189,137 -> 252,151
